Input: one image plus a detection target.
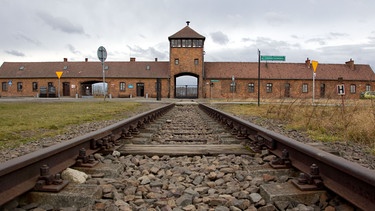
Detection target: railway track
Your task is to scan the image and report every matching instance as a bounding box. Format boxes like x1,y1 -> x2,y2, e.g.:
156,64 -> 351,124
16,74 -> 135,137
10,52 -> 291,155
0,102 -> 374,210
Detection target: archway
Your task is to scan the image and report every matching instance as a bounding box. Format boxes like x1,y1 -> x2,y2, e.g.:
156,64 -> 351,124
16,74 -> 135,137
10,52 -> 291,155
175,73 -> 199,98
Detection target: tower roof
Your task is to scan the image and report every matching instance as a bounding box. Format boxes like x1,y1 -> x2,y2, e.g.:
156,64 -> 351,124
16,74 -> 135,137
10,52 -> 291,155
168,22 -> 205,40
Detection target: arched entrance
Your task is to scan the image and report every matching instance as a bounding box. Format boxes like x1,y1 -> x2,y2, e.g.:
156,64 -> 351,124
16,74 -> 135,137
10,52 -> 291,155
80,80 -> 103,97
175,73 -> 199,98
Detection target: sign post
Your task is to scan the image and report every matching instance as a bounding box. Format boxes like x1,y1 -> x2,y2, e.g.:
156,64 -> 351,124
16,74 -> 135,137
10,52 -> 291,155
56,71 -> 63,98
231,75 -> 235,101
97,46 -> 107,100
311,60 -> 318,105
337,84 -> 345,112
258,52 -> 286,106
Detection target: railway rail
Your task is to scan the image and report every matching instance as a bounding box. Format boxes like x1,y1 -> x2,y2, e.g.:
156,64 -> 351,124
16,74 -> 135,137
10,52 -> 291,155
0,104 -> 174,206
0,102 -> 374,210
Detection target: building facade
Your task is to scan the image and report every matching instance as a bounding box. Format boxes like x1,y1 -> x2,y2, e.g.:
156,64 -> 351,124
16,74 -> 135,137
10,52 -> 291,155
1,22 -> 374,100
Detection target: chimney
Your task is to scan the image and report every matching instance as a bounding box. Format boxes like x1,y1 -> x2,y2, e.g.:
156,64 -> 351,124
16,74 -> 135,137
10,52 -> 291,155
85,58 -> 88,62
155,58 -> 158,62
345,58 -> 355,70
130,57 -> 136,62
63,58 -> 68,62
305,58 -> 311,68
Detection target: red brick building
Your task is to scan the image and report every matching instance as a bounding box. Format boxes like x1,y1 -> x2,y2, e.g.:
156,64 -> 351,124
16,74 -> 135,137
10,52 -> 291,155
1,22 -> 374,100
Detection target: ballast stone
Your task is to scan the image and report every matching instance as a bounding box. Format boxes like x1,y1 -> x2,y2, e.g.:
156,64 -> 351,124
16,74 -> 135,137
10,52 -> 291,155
61,168 -> 88,184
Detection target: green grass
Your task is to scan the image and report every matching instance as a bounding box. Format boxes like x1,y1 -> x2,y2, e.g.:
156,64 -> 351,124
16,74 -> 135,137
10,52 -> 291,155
0,101 -> 141,149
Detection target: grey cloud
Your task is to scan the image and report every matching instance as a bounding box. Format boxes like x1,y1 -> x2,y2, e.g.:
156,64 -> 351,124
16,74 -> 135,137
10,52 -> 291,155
36,11 -> 84,34
5,50 -> 25,57
67,44 -> 81,55
14,33 -> 41,46
127,45 -> 168,60
210,31 -> 229,45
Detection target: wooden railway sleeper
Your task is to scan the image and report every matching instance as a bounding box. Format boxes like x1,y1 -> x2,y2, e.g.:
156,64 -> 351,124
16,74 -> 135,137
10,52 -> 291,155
34,164 -> 69,192
75,148 -> 99,167
292,163 -> 324,191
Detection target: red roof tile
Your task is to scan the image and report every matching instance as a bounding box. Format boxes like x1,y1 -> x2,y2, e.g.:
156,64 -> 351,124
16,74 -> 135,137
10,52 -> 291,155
0,61 -> 170,79
204,62 -> 375,81
1,61 -> 374,82
168,26 -> 205,40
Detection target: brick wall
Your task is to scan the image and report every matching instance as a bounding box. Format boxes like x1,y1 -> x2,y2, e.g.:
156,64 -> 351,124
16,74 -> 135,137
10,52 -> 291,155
169,47 -> 204,98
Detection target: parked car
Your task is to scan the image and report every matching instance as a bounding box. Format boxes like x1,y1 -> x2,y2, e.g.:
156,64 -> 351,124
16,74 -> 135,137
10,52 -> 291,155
362,91 -> 375,99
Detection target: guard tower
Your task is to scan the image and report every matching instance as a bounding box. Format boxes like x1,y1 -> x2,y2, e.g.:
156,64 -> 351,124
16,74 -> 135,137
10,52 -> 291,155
168,21 -> 206,98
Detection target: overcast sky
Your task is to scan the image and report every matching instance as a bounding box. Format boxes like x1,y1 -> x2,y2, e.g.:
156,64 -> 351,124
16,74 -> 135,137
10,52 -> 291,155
1,0 -> 375,71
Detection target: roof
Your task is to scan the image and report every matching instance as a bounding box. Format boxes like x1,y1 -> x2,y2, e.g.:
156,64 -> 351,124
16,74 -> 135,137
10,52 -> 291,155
168,26 -> 205,40
204,62 -> 375,81
0,61 -> 170,79
1,60 -> 374,82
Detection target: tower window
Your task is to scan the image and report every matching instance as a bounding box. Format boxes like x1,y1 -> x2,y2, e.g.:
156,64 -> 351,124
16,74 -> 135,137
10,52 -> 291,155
194,59 -> 199,65
175,59 -> 179,65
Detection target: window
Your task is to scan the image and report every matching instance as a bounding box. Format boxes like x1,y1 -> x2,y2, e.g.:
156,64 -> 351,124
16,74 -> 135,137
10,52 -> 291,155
171,39 -> 178,47
230,82 -> 236,93
2,82 -> 7,91
120,82 -> 126,92
32,82 -> 38,91
146,65 -> 151,70
194,59 -> 199,65
248,83 -> 255,93
302,83 -> 308,93
182,39 -> 192,47
350,84 -> 356,93
17,82 -> 23,91
366,84 -> 371,91
174,59 -> 179,65
192,39 -> 203,47
266,83 -> 273,93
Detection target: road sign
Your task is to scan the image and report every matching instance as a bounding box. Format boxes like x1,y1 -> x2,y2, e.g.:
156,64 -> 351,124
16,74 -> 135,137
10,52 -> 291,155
260,55 -> 286,61
337,84 -> 345,95
97,46 -> 107,63
312,60 -> 318,72
56,71 -> 63,79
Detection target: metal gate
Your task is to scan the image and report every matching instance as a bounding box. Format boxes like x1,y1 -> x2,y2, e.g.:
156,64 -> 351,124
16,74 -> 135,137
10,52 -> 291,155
175,85 -> 198,98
